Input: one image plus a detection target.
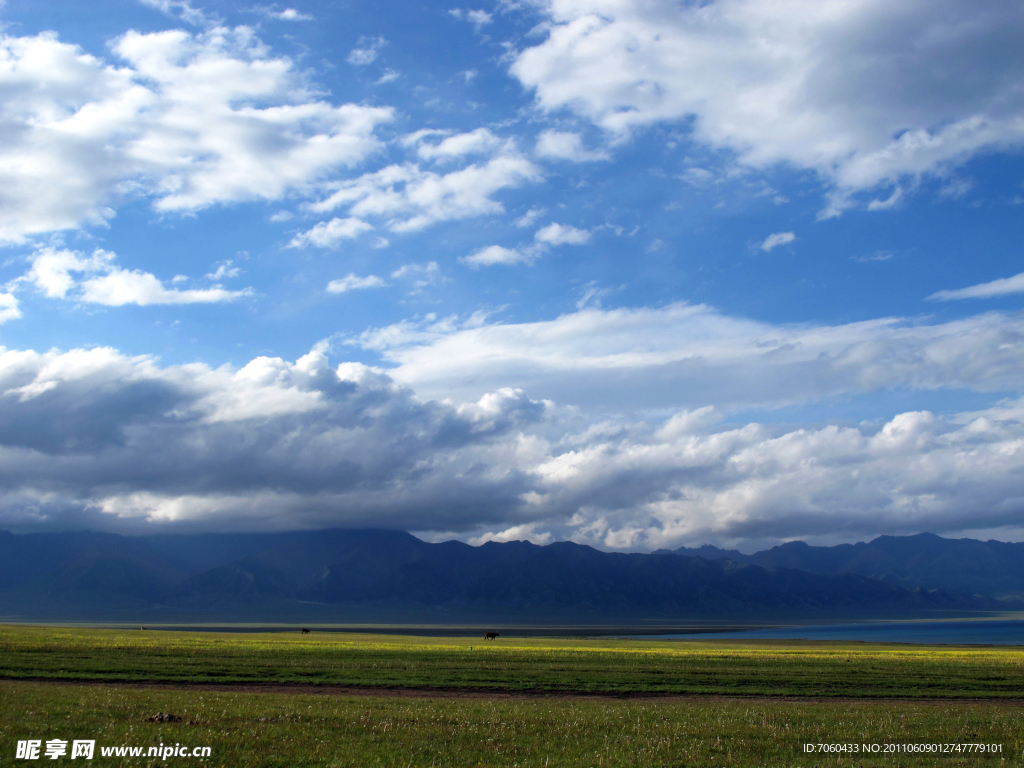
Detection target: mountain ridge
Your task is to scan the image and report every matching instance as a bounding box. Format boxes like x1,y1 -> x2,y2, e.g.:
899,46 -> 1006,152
0,528 -> 1008,622
663,532 -> 1024,597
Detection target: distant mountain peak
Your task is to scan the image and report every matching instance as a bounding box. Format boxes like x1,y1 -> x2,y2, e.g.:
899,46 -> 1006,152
0,527 -> 1003,621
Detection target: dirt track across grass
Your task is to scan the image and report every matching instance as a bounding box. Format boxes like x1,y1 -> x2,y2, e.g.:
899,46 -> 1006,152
7,676 -> 1024,706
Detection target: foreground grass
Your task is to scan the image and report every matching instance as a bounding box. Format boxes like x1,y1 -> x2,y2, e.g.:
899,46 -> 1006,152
2,624 -> 1024,699
1,680 -> 1021,767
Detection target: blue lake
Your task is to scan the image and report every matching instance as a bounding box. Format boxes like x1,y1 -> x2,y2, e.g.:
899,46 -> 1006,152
634,618 -> 1024,645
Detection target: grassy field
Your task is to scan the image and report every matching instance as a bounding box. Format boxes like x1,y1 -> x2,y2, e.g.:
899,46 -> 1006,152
2,624 -> 1024,699
1,680 -> 1020,767
1,625 -> 1023,766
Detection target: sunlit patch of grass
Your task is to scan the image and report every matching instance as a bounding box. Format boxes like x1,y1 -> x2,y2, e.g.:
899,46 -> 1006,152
2,625 -> 1024,699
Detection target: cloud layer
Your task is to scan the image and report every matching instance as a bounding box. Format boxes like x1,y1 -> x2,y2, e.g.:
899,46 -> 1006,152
306,130 -> 542,233
2,341 -> 1024,552
928,273 -> 1024,302
0,345 -> 546,533
512,0 -> 1024,212
349,303 -> 1024,412
0,26 -> 392,242
14,248 -> 251,307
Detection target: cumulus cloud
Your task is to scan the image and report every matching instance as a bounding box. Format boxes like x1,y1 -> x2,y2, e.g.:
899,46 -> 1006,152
205,260 -> 241,280
0,26 -> 393,242
513,207 -> 546,228
461,245 -> 533,268
287,217 -> 374,248
79,272 -> 250,307
2,342 -> 1024,549
326,274 -> 387,293
139,0 -> 211,26
535,130 -> 609,162
256,6 -> 313,21
468,522 -> 552,546
412,128 -> 506,161
928,272 -> 1024,302
350,303 -> 1024,412
347,36 -> 387,65
391,262 -> 441,292
391,263 -> 439,280
760,232 -> 796,252
449,8 -> 493,31
0,294 -> 20,324
510,0 -> 1024,213
519,403 -> 1024,551
307,146 -> 542,232
15,248 -> 251,307
0,345 -> 546,532
460,222 -> 590,269
534,222 -> 591,245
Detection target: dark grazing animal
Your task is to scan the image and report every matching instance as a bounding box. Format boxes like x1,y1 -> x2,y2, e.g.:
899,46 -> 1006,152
301,628 -> 310,634
484,632 -> 499,640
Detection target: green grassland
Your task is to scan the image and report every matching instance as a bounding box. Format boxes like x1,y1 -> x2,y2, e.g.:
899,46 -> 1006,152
2,624 -> 1024,699
2,625 -> 1024,766
1,680 -> 1020,767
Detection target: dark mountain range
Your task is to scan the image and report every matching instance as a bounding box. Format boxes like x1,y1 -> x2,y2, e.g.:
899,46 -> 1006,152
664,532 -> 1024,599
0,529 -> 1001,623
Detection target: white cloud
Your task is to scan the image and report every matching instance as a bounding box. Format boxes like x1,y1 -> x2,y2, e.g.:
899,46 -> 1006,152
391,261 -> 441,290
307,149 -> 542,232
759,232 -> 796,252
535,130 -> 609,162
467,10 -> 493,28
511,0 -> 1024,213
0,345 -> 546,533
392,263 -> 437,280
469,522 -> 552,546
412,128 -> 506,161
450,8 -> 493,31
575,282 -> 616,309
350,303 -> 1024,413
852,251 -> 893,264
928,272 -> 1024,302
535,222 -> 591,245
513,207 -> 546,228
459,221 -> 591,269
326,274 -> 387,294
0,294 -> 20,324
347,36 -> 387,65
17,248 -> 251,306
205,260 -> 241,280
139,0 -> 210,25
459,221 -> 589,268
287,217 -> 374,248
520,403 -> 1024,551
376,68 -> 400,84
0,27 -> 393,242
400,129 -> 451,147
257,7 -> 313,21
461,245 -> 534,268
2,342 -> 1024,549
79,271 -> 250,306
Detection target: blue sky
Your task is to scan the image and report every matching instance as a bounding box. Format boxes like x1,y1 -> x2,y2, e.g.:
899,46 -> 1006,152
1,0 -> 1023,551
